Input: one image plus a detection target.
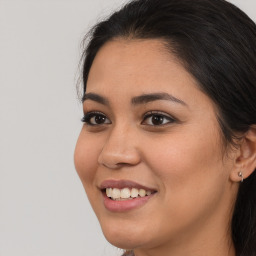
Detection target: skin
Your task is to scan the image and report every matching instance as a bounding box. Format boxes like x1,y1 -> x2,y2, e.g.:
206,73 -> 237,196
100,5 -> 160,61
74,39 -> 242,256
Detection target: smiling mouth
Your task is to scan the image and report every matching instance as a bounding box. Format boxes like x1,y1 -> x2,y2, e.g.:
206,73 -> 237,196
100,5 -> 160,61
104,187 -> 156,201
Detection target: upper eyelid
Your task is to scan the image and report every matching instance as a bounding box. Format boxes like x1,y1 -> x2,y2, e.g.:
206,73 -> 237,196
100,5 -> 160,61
82,111 -> 111,124
141,111 -> 178,126
83,110 -> 174,118
143,111 -> 175,119
82,110 -> 177,124
83,110 -> 108,117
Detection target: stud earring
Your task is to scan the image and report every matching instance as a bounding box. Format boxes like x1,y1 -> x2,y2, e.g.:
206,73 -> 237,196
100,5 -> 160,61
238,171 -> 244,182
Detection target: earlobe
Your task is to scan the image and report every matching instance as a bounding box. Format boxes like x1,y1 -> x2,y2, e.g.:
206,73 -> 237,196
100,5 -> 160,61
231,125 -> 256,182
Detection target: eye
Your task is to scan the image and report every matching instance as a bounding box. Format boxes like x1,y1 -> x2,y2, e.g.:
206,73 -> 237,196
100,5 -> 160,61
142,111 -> 175,126
81,112 -> 111,126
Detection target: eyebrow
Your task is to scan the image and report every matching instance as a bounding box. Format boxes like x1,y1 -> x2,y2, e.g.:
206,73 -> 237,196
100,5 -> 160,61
131,92 -> 187,106
82,92 -> 187,107
82,93 -> 109,106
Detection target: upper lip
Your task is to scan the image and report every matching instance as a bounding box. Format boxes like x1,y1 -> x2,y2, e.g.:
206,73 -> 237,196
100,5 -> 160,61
100,179 -> 157,192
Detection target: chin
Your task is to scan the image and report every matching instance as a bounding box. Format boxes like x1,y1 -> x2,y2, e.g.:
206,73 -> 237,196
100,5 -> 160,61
104,234 -> 145,251
105,236 -> 137,250
100,220 -> 151,250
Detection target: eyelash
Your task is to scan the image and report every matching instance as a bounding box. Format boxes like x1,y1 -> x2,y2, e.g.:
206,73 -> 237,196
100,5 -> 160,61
81,111 -> 176,126
81,111 -> 111,126
142,111 -> 175,126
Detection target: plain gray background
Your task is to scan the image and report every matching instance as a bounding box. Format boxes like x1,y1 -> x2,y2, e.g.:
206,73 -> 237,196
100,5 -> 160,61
0,0 -> 255,255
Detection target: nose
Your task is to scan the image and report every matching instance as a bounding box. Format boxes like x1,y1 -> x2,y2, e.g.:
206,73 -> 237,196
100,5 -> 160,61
98,125 -> 141,169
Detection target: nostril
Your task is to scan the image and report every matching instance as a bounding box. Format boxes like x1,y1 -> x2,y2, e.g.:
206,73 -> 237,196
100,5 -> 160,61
102,162 -> 122,169
98,142 -> 141,169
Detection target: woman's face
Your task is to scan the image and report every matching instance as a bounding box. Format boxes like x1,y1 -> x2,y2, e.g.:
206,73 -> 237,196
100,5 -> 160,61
74,39 -> 238,252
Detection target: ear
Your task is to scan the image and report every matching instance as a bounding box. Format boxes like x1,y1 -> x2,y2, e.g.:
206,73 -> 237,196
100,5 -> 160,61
230,125 -> 256,183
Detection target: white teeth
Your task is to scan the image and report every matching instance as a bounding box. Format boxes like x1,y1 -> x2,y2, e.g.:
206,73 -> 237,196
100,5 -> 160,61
106,187 -> 153,200
139,189 -> 146,197
131,188 -> 139,198
112,188 -> 121,199
146,190 -> 151,196
121,188 -> 131,198
106,188 -> 112,197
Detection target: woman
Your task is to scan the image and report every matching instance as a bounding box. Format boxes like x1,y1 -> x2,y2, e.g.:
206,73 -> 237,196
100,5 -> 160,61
74,0 -> 256,255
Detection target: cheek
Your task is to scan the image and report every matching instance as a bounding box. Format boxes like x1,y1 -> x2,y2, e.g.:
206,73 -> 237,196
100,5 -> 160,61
142,127 -> 227,223
74,130 -> 101,190
144,126 -> 223,182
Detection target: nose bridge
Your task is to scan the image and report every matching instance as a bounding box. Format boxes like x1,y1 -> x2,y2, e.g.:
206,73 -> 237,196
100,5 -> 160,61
98,122 -> 140,168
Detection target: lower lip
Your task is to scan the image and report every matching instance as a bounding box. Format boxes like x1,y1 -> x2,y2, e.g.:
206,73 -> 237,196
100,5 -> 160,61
102,192 -> 156,212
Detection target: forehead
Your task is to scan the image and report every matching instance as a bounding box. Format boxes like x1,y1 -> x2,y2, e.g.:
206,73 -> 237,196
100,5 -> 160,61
89,39 -> 175,72
86,39 -> 212,111
87,39 -> 193,87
